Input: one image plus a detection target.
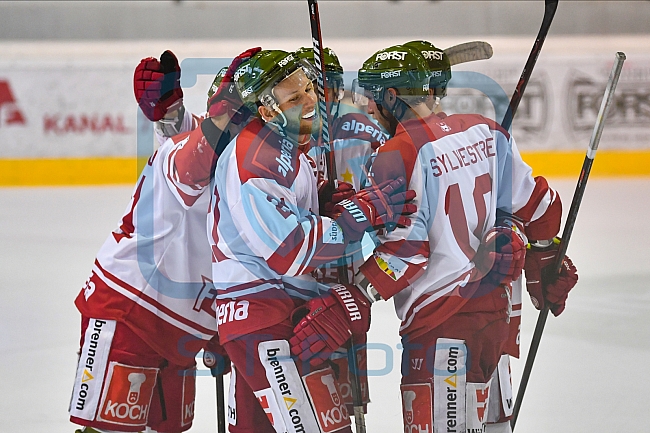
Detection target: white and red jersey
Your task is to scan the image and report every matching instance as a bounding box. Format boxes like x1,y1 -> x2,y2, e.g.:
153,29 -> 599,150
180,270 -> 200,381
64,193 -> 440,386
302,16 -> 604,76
75,125 -> 220,366
359,112 -> 562,349
308,112 -> 388,192
209,119 -> 350,342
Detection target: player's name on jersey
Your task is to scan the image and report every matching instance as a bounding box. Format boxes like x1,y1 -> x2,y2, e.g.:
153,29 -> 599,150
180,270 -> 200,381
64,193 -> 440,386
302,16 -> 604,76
429,137 -> 496,177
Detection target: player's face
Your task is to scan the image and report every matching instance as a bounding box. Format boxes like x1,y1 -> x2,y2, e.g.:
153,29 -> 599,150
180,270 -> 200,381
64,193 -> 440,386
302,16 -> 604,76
273,69 -> 318,135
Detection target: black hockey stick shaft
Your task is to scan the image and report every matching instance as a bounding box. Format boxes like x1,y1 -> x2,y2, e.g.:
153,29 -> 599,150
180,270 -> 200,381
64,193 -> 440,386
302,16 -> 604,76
306,0 -> 348,283
511,52 -> 626,430
307,0 -> 337,188
216,375 -> 226,433
306,1 -> 351,278
204,347 -> 227,433
503,1 -> 555,428
347,335 -> 366,433
216,374 -> 226,433
306,3 -> 365,432
501,0 -> 558,132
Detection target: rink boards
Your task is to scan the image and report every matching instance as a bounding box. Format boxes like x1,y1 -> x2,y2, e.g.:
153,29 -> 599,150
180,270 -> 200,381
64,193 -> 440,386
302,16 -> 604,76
1,36 -> 649,185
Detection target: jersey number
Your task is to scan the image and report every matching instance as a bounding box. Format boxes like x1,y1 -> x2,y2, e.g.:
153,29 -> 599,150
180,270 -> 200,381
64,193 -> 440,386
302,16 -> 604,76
444,173 -> 492,260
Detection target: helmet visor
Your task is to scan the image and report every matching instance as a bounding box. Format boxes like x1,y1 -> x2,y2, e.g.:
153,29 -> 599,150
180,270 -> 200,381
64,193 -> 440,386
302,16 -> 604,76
351,78 -> 383,106
261,59 -> 319,109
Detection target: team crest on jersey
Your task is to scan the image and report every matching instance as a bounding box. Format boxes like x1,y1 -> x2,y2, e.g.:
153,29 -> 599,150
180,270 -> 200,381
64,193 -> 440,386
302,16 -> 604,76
439,122 -> 452,132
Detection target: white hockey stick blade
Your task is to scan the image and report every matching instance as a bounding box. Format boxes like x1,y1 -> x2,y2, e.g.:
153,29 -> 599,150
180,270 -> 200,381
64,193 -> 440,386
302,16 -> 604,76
444,41 -> 493,66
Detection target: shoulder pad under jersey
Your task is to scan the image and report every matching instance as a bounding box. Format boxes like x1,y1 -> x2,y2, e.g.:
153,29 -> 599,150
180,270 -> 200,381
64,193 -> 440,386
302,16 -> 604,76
235,119 -> 301,188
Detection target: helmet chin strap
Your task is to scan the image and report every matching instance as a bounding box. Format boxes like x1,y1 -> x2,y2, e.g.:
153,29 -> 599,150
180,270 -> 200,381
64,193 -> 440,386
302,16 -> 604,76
432,96 -> 441,112
384,90 -> 411,123
376,102 -> 399,137
391,98 -> 409,123
261,93 -> 289,129
331,99 -> 341,120
269,111 -> 289,129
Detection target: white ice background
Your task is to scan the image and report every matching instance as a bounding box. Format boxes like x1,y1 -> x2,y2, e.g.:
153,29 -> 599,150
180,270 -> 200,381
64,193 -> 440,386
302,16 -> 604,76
1,178 -> 649,432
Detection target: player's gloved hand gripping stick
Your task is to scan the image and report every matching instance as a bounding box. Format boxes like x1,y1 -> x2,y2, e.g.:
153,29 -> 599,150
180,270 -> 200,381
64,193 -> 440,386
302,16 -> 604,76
290,284 -> 372,367
332,178 -> 417,243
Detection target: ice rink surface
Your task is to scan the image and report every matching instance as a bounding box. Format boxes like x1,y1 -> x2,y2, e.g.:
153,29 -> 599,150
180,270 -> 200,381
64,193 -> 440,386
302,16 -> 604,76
1,178 -> 649,433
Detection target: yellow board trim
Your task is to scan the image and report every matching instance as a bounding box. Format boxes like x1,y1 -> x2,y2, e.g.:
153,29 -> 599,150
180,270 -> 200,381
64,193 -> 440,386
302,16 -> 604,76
520,151 -> 650,178
0,151 -> 649,186
0,157 -> 148,186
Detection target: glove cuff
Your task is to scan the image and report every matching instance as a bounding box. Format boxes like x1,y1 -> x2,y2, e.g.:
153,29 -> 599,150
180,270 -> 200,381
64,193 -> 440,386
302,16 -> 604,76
528,237 -> 560,250
495,215 -> 528,245
354,271 -> 382,303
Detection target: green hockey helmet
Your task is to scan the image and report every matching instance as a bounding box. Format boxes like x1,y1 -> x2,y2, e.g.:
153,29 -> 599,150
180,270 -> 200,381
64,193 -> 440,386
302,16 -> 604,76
294,46 -> 344,89
404,40 -> 451,98
234,49 -> 317,114
352,44 -> 432,107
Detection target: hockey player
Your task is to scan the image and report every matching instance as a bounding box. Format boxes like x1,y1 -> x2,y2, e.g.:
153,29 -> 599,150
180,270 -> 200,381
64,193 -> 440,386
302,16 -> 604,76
337,44 -> 578,433
134,48 -> 335,433
201,49 -> 416,433
69,50 -> 258,433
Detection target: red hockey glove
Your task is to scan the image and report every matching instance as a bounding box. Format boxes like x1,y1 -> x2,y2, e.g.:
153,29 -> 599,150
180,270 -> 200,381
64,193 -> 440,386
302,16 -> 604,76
207,47 -> 261,124
474,217 -> 527,287
331,177 -> 417,242
290,284 -> 371,367
202,335 -> 231,376
318,180 -> 355,217
133,50 -> 183,122
524,238 -> 579,316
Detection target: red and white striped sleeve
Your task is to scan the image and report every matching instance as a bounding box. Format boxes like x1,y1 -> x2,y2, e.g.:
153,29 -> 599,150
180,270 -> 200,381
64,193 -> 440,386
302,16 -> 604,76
163,119 -> 228,209
497,126 -> 562,240
358,131 -> 431,300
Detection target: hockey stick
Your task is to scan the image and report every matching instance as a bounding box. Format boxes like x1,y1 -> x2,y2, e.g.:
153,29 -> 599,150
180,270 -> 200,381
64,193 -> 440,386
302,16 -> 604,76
215,374 -> 226,433
511,52 -> 626,430
203,349 -> 227,433
308,0 -> 336,188
307,2 -> 366,432
307,0 -> 348,283
502,0 -> 558,133
444,41 -> 493,66
346,335 -> 366,433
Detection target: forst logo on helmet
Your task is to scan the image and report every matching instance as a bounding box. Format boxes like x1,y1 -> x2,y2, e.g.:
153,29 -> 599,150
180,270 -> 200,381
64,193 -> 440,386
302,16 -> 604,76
381,71 -> 401,79
376,51 -> 408,62
241,86 -> 254,98
278,54 -> 295,68
234,65 -> 251,82
421,50 -> 444,61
